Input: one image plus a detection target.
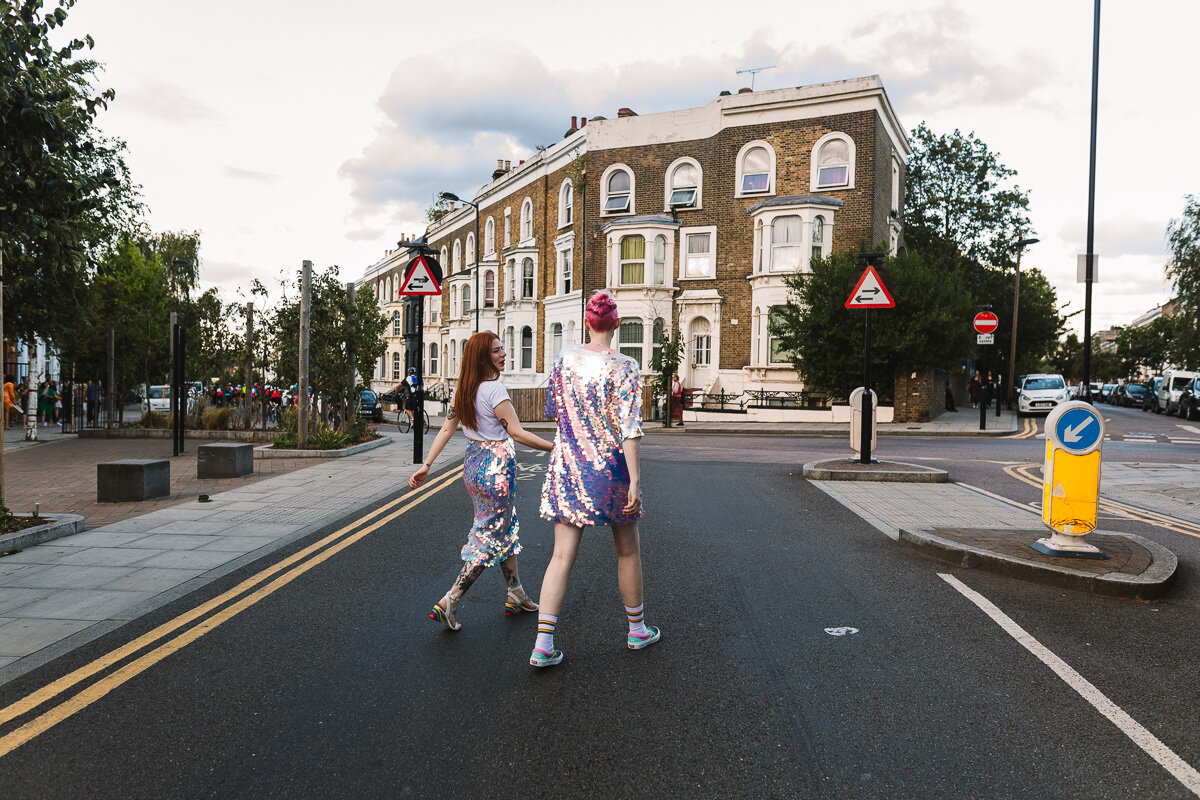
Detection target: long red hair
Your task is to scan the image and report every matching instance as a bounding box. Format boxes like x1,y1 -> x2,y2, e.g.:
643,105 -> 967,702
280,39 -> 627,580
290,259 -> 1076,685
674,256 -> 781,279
453,331 -> 501,431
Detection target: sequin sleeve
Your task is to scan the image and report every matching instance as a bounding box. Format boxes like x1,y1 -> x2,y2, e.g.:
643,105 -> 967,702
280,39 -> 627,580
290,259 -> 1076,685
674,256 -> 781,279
617,360 -> 644,441
544,355 -> 561,420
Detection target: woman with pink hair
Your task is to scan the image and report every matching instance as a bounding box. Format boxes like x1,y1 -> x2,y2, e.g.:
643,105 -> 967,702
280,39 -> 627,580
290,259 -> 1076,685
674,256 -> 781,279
529,290 -> 661,667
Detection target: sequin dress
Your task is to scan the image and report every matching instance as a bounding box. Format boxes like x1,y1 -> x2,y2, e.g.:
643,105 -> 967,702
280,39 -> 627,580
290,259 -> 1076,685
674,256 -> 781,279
540,345 -> 644,526
455,381 -> 521,568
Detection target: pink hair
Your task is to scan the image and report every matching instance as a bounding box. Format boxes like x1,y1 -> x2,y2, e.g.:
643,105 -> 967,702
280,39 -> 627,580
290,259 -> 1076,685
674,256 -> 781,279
585,290 -> 619,332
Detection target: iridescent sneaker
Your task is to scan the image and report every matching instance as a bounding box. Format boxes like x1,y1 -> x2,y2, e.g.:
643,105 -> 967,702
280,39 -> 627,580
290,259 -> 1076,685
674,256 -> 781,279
627,625 -> 661,650
529,647 -> 564,668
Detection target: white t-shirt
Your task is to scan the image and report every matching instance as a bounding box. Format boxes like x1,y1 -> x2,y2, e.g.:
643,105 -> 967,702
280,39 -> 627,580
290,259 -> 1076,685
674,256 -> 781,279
455,380 -> 512,441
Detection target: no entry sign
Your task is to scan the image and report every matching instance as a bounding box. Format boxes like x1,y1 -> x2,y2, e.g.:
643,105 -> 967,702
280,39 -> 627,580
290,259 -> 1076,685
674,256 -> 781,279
973,311 -> 999,334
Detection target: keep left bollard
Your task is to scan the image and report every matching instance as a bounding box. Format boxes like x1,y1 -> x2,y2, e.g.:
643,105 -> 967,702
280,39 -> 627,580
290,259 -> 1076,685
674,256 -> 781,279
1034,401 -> 1107,559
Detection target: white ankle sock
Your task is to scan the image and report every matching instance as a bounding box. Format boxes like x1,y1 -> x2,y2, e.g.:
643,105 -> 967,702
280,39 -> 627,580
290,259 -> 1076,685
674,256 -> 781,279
535,614 -> 557,652
625,603 -> 647,636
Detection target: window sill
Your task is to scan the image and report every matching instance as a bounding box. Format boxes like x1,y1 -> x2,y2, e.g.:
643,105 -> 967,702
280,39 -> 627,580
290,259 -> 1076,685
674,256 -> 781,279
812,184 -> 852,192
679,275 -> 715,281
736,191 -> 774,200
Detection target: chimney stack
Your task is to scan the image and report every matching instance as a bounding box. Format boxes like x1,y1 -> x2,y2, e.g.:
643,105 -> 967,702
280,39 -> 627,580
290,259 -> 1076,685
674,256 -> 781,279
571,115 -> 578,129
493,159 -> 506,180
504,160 -> 511,171
737,87 -> 753,94
581,115 -> 586,127
617,107 -> 637,118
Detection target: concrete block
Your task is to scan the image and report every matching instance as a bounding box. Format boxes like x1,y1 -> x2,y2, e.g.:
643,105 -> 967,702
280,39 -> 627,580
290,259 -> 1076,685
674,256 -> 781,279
197,443 -> 254,478
97,459 -> 170,503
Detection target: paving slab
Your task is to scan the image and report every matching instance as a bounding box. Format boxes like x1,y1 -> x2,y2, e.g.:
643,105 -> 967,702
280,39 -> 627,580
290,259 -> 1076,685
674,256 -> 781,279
0,588 -> 54,616
52,547 -> 161,567
98,567 -> 205,593
9,588 -> 159,621
7,565 -> 142,590
127,534 -> 224,550
0,618 -> 96,657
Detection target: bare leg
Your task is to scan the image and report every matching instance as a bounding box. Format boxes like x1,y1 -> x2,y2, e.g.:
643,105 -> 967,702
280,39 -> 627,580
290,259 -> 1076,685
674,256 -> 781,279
536,522 -> 584,618
433,561 -> 485,630
611,522 -> 643,609
500,555 -> 537,611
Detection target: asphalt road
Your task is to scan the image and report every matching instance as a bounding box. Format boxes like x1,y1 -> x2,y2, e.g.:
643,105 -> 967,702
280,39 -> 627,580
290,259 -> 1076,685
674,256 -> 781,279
1,433 -> 1198,798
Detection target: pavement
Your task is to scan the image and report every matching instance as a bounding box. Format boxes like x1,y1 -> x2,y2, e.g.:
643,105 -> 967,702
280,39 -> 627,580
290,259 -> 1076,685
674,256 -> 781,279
0,405 -> 1194,684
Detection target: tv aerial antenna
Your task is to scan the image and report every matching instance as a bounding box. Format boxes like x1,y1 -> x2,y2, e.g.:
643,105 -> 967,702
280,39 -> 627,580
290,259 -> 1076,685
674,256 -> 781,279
736,65 -> 776,91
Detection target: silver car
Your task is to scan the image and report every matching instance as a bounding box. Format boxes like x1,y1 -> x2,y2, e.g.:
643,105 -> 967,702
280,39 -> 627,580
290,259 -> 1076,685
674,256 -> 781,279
1018,374 -> 1070,416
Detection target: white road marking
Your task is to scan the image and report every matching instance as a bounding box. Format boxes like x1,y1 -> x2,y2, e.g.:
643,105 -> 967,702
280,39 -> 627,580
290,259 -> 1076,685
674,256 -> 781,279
956,482 -> 1042,516
1124,437 -> 1157,442
1178,425 -> 1200,435
824,627 -> 858,636
939,573 -> 1200,797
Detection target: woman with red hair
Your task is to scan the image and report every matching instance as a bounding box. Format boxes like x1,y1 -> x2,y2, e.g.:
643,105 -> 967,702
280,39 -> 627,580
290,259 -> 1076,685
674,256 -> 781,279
410,331 -> 553,631
530,290 -> 660,668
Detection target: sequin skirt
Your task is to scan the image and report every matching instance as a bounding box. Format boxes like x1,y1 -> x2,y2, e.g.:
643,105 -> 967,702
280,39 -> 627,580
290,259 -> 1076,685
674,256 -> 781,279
460,439 -> 521,567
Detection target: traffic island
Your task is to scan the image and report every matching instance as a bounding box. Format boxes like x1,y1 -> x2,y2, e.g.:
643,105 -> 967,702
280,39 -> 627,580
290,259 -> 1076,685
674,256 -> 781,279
0,513 -> 86,554
898,527 -> 1178,600
802,459 -> 949,483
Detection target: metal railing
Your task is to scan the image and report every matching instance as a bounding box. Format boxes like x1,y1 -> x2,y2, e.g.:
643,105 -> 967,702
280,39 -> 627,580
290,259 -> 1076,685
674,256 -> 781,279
686,389 -> 834,413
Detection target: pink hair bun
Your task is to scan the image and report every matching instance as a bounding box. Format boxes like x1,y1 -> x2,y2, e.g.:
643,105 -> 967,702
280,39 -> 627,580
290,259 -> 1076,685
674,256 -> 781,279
585,290 -> 619,332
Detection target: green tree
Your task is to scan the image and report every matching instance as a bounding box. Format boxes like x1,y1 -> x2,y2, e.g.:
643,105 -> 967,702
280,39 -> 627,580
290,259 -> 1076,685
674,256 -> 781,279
1045,333 -> 1083,383
1115,316 -> 1175,379
905,123 -> 1031,269
771,250 -> 975,400
1166,196 -> 1200,368
1,0 -> 141,345
648,320 -> 686,416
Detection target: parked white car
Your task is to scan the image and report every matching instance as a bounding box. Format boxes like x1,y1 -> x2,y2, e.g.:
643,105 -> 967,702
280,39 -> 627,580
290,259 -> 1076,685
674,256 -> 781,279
1157,370 -> 1197,415
1017,374 -> 1070,416
144,385 -> 195,414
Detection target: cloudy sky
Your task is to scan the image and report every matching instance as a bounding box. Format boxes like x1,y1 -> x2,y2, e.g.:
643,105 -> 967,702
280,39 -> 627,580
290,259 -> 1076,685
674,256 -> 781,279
59,0 -> 1198,336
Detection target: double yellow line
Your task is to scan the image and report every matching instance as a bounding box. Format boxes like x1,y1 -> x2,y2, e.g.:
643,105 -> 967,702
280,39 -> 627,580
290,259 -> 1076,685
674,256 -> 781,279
1004,418 -> 1040,439
1003,462 -> 1200,540
0,465 -> 464,760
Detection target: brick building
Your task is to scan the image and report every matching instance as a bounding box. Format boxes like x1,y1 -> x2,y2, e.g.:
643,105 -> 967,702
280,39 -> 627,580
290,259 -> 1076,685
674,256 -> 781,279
359,75 -> 909,404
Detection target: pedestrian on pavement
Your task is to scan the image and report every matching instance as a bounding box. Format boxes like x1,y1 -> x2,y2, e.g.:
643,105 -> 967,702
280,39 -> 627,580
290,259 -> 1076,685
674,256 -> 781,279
86,380 -> 98,425
670,374 -> 685,426
37,380 -> 53,426
530,290 -> 660,669
409,331 -> 554,632
4,374 -> 23,429
945,380 -> 957,412
968,371 -> 982,408
403,366 -> 422,428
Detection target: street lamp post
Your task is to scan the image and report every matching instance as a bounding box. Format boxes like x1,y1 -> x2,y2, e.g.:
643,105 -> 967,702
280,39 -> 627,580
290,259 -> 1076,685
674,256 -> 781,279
439,192 -> 480,333
1007,237 -> 1040,409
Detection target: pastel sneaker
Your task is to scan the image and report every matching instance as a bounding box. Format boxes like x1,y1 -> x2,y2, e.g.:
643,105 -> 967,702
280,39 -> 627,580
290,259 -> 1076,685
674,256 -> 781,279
529,647 -> 564,668
627,625 -> 662,650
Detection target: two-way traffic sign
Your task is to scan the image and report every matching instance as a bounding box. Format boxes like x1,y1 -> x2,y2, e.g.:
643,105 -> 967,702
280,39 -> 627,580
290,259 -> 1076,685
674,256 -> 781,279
844,265 -> 895,309
399,255 -> 442,296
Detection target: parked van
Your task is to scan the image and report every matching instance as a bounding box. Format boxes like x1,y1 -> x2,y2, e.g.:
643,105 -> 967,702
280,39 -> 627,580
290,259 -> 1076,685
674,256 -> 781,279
1156,370 -> 1197,415
144,385 -> 195,415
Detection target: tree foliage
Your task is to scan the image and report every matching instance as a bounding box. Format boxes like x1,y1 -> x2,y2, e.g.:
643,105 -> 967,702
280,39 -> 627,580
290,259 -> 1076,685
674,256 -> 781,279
905,123 -> 1031,269
1115,316 -> 1175,379
771,250 -> 975,400
1166,195 -> 1200,368
1,0 -> 142,344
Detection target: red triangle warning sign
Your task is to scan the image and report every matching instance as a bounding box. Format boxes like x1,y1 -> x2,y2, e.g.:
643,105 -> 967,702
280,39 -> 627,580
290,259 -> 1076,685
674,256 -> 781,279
399,255 -> 442,296
845,265 -> 895,309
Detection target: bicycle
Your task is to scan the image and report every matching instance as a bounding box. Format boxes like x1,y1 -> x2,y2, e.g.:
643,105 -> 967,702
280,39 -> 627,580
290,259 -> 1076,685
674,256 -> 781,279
398,406 -> 430,434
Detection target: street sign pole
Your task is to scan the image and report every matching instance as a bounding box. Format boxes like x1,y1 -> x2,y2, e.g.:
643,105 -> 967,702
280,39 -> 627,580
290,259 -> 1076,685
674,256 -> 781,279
414,296 -> 425,464
861,308 -> 872,464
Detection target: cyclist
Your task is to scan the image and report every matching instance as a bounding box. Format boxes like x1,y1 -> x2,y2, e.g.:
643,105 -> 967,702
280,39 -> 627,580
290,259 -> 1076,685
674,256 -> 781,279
404,367 -> 423,429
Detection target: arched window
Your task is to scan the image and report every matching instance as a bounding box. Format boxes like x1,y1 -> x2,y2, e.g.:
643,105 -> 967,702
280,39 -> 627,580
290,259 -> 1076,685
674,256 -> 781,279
440,246 -> 448,272
462,284 -> 471,315
619,319 -> 644,367
620,235 -> 644,285
559,179 -> 573,227
429,343 -> 438,375
376,282 -> 381,302
461,340 -> 467,366
443,344 -> 449,376
653,236 -> 667,285
521,326 -> 533,370
505,327 -> 515,369
452,240 -> 462,273
504,208 -> 512,246
690,317 -> 712,367
604,168 -> 632,214
768,307 -> 790,364
484,270 -> 495,307
552,323 -> 563,360
770,216 -> 803,272
450,286 -> 458,318
816,139 -> 850,188
385,277 -> 392,302
522,258 -> 535,299
812,216 -> 825,261
507,259 -> 517,301
652,317 -> 665,364
392,352 -> 401,380
667,159 -> 700,208
738,142 -> 774,195
465,233 -> 475,266
392,310 -> 401,336
520,198 -> 533,241
484,217 -> 495,255
566,320 -> 576,347
812,133 -> 854,190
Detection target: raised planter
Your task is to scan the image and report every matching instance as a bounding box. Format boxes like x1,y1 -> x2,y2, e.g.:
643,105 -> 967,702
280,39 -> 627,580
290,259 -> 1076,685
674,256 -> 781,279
80,428 -> 278,442
0,513 -> 86,554
255,436 -> 391,459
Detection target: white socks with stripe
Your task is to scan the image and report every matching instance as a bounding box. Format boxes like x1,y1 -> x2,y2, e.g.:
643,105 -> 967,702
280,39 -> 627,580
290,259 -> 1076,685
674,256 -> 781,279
625,603 -> 647,636
535,614 -> 557,653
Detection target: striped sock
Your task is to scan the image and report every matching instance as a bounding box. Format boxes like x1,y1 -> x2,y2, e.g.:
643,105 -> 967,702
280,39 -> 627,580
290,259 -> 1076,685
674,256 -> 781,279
535,614 -> 557,653
625,603 -> 647,637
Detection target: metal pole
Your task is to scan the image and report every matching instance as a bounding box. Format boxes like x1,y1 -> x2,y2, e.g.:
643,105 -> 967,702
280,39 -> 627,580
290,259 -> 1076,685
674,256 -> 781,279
1007,249 -> 1023,409
244,302 -> 254,423
0,240 -> 5,505
1082,0 -> 1100,402
24,341 -> 36,441
346,281 -> 355,429
299,260 -> 311,448
178,325 -> 186,454
979,355 -> 988,431
414,297 -> 425,463
169,310 -> 177,437
107,328 -> 115,428
861,308 -> 872,464
473,207 -> 480,333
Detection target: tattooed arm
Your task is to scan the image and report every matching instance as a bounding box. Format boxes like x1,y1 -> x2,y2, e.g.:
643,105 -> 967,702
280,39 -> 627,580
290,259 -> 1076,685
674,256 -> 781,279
493,400 -> 554,452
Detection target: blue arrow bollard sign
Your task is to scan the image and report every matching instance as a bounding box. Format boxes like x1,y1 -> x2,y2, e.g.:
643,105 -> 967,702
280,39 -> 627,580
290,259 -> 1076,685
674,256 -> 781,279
1050,402 -> 1104,455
